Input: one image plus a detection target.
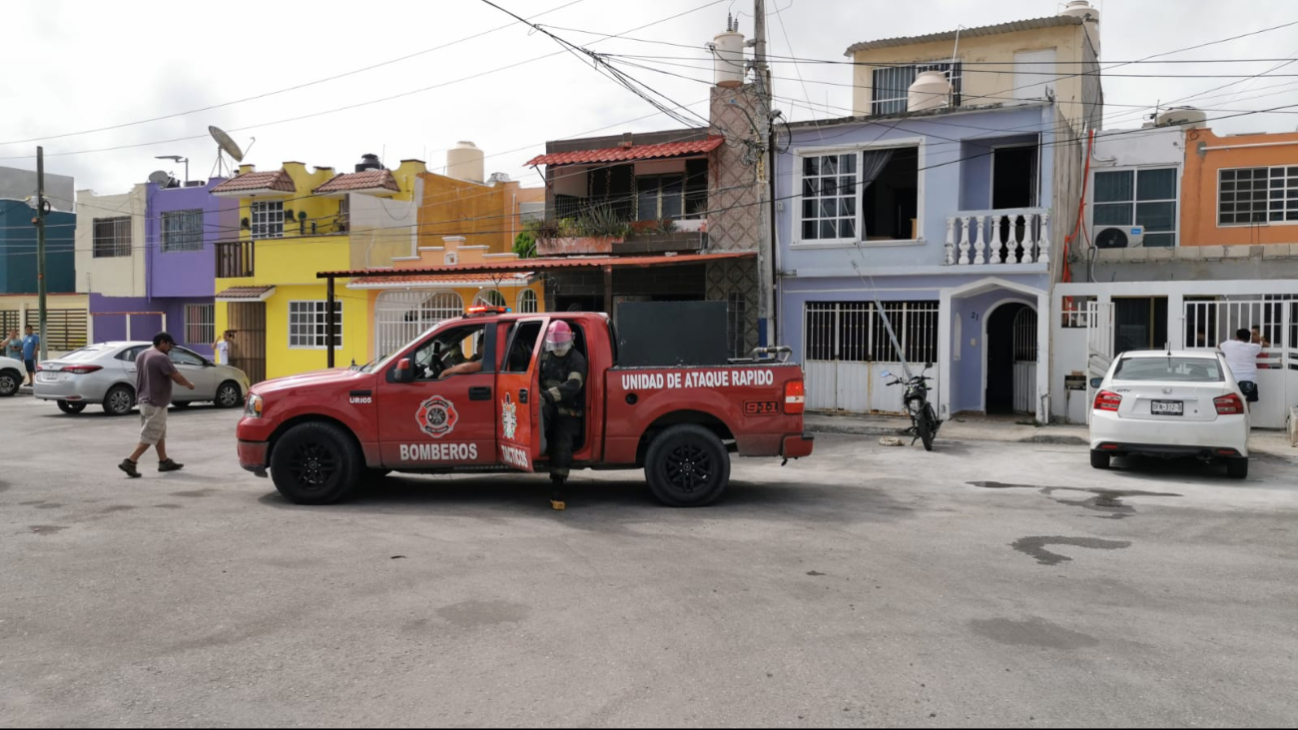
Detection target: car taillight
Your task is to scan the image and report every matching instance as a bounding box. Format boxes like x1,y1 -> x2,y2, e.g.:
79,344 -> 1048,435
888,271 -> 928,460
1214,393 -> 1245,415
1093,390 -> 1122,412
784,379 -> 805,415
63,365 -> 103,375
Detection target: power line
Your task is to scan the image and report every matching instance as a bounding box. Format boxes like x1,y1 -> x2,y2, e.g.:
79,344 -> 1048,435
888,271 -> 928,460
0,0 -> 589,147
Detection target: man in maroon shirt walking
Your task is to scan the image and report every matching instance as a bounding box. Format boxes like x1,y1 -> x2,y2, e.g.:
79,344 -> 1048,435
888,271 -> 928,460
119,333 -> 195,478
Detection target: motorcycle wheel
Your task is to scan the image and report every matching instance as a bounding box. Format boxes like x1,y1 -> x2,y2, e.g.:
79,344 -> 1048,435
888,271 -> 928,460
918,404 -> 936,452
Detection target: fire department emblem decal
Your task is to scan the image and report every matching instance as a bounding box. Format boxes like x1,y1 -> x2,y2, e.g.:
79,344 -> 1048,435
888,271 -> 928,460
416,395 -> 458,438
501,393 -> 518,440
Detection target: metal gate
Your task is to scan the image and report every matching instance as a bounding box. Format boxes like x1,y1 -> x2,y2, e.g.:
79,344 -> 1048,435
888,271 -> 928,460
375,290 -> 463,358
227,302 -> 266,385
1084,300 -> 1115,425
1183,298 -> 1295,429
803,301 -> 939,414
1012,307 -> 1038,414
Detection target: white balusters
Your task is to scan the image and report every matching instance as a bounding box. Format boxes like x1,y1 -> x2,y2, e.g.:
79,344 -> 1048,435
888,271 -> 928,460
958,216 -> 971,265
945,209 -> 1050,266
944,216 -> 956,266
1038,211 -> 1051,265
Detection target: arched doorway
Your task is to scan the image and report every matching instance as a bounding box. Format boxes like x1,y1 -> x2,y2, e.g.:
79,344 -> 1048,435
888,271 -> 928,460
985,302 -> 1037,414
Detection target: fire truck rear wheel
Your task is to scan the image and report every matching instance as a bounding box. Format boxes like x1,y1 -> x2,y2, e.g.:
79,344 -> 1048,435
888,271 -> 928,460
270,422 -> 364,505
644,424 -> 730,507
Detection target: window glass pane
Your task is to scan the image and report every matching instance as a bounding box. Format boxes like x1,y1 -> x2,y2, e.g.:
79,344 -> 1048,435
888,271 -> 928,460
1143,233 -> 1175,248
803,157 -> 820,176
1135,201 -> 1175,232
839,154 -> 856,173
1094,203 -> 1132,226
1094,171 -> 1133,203
803,200 -> 817,218
819,220 -> 837,239
802,221 -> 817,239
1136,169 -> 1175,201
840,219 -> 857,239
839,197 -> 856,217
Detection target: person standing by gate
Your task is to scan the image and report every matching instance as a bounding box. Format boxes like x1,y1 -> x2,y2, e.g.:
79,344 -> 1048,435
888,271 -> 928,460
1220,328 -> 1262,412
213,330 -> 234,365
119,333 -> 195,478
540,320 -> 586,511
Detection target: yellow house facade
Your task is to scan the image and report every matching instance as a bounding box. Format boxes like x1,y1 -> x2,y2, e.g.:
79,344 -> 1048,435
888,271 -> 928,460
212,158 -> 427,381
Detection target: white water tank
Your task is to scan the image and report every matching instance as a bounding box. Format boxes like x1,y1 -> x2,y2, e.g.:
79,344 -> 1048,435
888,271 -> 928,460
1060,0 -> 1100,57
447,141 -> 484,184
712,27 -> 746,88
907,70 -> 951,113
1157,106 -> 1208,129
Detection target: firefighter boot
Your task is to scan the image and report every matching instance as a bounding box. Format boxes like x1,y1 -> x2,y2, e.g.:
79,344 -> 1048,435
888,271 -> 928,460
549,474 -> 567,511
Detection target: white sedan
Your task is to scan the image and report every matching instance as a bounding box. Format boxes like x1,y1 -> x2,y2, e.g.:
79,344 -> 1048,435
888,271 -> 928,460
1090,350 -> 1250,479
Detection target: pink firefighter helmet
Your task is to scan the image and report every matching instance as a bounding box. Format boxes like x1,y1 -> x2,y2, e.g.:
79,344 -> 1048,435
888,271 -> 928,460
545,320 -> 574,353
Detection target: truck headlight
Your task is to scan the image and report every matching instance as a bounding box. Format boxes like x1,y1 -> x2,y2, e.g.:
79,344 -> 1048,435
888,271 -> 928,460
245,394 -> 264,418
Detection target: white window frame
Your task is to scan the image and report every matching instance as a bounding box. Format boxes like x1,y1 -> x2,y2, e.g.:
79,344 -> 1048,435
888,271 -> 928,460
161,208 -> 205,253
183,303 -> 215,346
288,300 -> 343,349
1217,165 -> 1298,227
517,289 -> 539,314
1091,165 -> 1180,246
791,137 -> 927,250
871,61 -> 962,116
251,200 -> 284,240
474,289 -> 507,307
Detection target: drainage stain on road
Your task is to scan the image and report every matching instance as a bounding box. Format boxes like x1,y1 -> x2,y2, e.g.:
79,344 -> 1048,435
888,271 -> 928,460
28,525 -> 68,535
969,617 -> 1101,649
436,600 -> 531,629
170,489 -> 219,498
1011,536 -> 1132,566
968,481 -> 1180,519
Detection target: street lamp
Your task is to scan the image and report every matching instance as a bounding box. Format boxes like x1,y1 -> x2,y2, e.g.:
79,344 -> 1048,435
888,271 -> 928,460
156,155 -> 189,184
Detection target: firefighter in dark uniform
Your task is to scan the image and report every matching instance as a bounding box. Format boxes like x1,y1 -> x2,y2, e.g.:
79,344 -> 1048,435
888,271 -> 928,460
540,320 -> 586,511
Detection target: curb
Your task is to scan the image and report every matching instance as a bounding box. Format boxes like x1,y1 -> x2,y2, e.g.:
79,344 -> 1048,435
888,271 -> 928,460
805,421 -> 1088,446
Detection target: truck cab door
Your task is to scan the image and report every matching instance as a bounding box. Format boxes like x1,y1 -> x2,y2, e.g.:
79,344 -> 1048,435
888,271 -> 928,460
496,318 -> 548,472
376,322 -> 498,468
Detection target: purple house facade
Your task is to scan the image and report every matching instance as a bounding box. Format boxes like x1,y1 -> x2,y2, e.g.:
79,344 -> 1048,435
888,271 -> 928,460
88,178 -> 237,359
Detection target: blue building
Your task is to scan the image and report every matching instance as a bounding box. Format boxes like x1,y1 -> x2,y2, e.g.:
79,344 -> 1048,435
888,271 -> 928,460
776,102 -> 1082,423
0,199 -> 76,296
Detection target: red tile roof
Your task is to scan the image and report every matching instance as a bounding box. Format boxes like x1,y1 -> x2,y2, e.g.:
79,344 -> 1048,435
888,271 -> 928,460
210,170 -> 295,195
348,273 -> 533,288
318,251 -> 753,279
314,169 -> 400,194
526,135 -> 724,167
215,286 -> 276,301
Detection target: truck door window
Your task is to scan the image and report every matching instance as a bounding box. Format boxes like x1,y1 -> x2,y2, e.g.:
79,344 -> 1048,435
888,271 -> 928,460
504,321 -> 543,373
411,324 -> 486,380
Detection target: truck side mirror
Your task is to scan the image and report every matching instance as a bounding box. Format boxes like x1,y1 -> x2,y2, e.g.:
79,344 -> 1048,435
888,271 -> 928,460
1090,377 -> 1103,389
393,358 -> 415,384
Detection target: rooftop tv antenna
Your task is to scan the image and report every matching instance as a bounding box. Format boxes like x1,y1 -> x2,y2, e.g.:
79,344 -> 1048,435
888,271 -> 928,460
208,125 -> 245,177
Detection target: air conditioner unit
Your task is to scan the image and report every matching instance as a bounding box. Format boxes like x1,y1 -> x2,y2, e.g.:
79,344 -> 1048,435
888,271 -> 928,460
1094,225 -> 1145,249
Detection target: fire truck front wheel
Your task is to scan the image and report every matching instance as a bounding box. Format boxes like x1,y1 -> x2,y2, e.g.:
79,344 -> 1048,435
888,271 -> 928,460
270,421 -> 364,505
644,424 -> 731,507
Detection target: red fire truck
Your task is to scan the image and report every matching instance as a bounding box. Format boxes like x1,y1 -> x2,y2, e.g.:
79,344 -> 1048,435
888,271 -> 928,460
236,307 -> 814,507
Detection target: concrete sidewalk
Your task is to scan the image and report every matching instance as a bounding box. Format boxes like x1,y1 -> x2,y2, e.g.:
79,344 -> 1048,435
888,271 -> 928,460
804,412 -> 1297,457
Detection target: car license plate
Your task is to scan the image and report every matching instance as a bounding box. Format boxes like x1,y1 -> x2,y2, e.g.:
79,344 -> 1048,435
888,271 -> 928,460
1151,400 -> 1184,416
37,372 -> 61,383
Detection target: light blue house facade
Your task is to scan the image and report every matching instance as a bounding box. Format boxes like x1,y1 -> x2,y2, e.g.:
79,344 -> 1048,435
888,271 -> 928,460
776,102 -> 1079,423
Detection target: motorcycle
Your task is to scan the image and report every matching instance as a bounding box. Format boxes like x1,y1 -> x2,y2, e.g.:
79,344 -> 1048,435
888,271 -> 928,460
881,363 -> 942,451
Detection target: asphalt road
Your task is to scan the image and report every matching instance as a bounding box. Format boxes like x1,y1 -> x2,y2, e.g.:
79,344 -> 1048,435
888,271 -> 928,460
2,396 -> 1297,728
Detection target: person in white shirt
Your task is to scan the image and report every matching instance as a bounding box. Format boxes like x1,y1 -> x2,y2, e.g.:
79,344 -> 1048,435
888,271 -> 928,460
212,330 -> 233,365
1220,328 -> 1262,408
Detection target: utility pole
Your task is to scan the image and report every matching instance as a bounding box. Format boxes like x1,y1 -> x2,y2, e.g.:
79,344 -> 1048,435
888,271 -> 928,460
35,146 -> 48,362
752,0 -> 775,346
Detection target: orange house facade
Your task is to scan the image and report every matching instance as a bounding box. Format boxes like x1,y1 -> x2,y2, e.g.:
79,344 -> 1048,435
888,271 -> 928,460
1181,127 -> 1298,248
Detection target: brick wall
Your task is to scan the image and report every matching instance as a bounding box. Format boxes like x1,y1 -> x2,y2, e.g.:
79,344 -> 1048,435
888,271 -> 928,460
708,85 -> 763,253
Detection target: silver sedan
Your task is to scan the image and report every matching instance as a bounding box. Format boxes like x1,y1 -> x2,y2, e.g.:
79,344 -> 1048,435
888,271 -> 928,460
33,341 -> 250,416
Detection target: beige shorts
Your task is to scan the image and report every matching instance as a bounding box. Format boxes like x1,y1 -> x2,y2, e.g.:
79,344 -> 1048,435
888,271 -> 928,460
139,403 -> 168,445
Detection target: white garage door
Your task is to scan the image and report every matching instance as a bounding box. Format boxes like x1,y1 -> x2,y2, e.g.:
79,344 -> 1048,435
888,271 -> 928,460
374,290 -> 463,357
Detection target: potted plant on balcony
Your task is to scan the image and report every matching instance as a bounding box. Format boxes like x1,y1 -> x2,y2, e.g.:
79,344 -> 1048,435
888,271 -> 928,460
536,206 -> 630,256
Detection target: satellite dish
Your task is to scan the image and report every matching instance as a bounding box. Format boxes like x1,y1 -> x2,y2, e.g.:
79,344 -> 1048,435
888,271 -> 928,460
148,170 -> 175,188
209,126 -> 244,162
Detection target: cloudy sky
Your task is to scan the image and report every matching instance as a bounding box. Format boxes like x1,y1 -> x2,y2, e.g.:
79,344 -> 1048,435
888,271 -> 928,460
2,0 -> 1296,194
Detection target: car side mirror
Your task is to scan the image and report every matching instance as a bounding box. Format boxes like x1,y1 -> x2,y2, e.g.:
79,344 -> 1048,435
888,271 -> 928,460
1090,377 -> 1103,388
393,358 -> 415,384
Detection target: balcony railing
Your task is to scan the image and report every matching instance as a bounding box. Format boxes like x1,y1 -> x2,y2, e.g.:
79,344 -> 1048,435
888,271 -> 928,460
216,240 -> 255,278
944,208 -> 1050,266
